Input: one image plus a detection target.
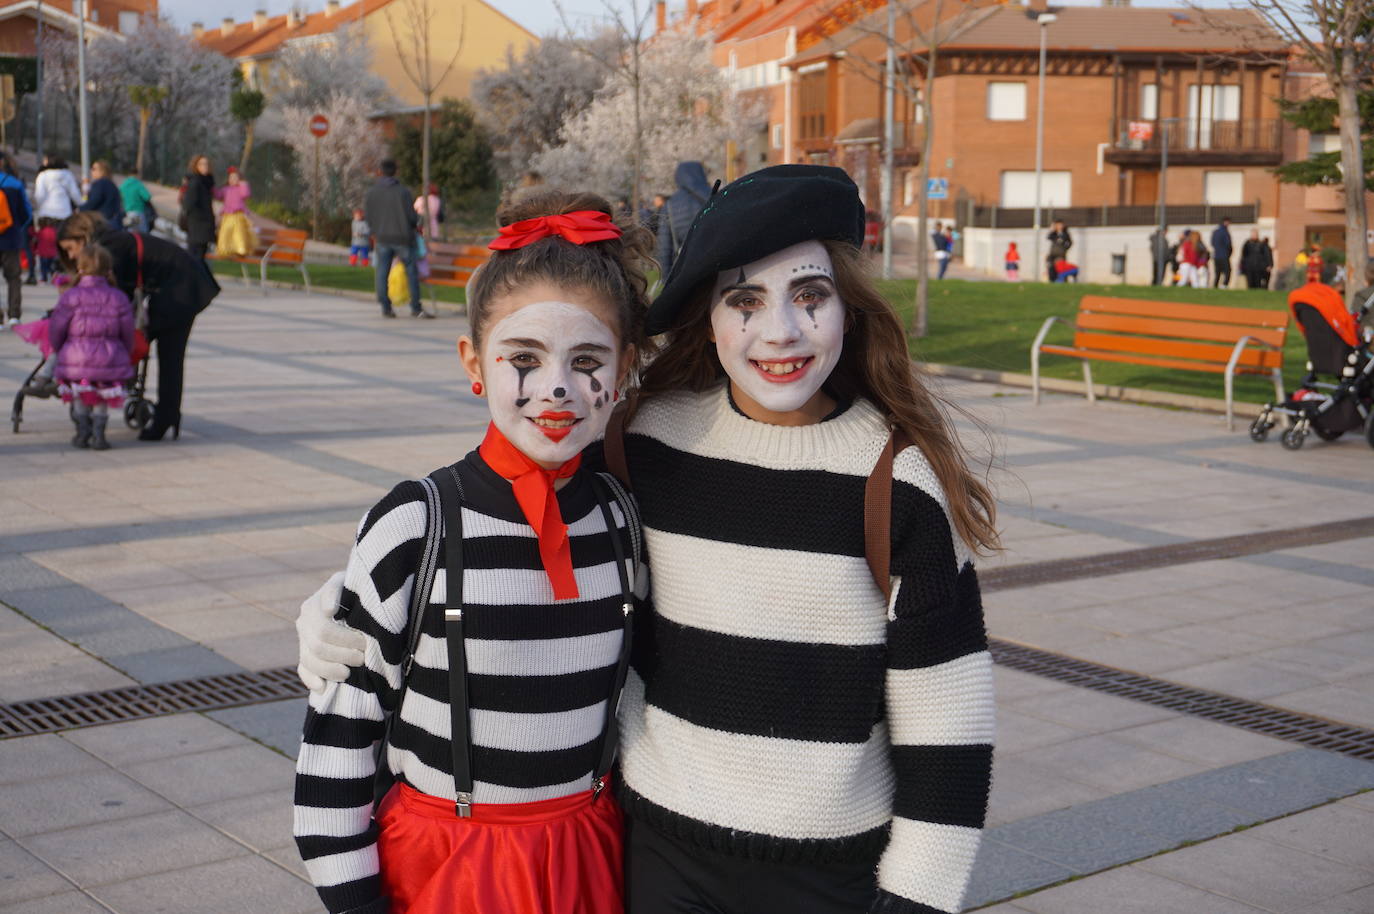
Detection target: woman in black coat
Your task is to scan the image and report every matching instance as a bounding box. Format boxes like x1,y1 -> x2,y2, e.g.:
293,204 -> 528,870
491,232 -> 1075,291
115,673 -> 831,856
58,212 -> 221,440
182,154 -> 216,261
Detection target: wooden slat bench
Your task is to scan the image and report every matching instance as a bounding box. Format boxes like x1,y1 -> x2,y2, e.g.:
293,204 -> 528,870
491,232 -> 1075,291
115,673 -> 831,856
216,226 -> 311,294
423,241 -> 491,306
1030,295 -> 1289,430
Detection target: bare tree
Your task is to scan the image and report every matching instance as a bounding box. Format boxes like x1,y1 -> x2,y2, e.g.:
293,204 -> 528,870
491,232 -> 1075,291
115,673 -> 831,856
386,0 -> 465,242
845,0 -> 990,338
554,0 -> 656,213
1205,0 -> 1373,305
126,85 -> 168,178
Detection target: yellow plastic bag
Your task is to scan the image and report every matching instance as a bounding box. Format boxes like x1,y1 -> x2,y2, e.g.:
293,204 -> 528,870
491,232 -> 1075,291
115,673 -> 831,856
388,261 -> 409,304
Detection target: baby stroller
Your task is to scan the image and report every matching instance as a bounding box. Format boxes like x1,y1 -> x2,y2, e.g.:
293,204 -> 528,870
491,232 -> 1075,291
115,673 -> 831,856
1248,283 -> 1374,450
10,304 -> 154,435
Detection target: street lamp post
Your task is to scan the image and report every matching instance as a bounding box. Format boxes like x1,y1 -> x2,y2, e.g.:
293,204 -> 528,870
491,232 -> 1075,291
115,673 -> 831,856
35,0 -> 43,162
1031,12 -> 1055,281
76,0 -> 90,182
1155,118 -> 1175,284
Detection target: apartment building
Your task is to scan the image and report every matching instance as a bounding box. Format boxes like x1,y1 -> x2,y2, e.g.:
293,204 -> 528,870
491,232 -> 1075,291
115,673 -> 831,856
0,0 -> 152,55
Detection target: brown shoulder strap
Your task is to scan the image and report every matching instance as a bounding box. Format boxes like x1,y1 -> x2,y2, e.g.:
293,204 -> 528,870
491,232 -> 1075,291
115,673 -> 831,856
603,401 -> 632,488
864,429 -> 912,602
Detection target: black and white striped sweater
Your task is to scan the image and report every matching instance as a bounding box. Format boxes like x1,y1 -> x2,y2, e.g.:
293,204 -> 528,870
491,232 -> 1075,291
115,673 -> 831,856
293,453 -> 639,914
616,385 -> 995,914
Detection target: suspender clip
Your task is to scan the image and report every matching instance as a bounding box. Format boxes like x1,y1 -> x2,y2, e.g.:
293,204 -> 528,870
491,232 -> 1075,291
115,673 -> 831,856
621,601 -> 633,617
455,791 -> 473,818
592,776 -> 605,800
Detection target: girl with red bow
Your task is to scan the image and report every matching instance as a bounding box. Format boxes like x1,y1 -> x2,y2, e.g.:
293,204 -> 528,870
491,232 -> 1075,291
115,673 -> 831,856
293,191 -> 650,914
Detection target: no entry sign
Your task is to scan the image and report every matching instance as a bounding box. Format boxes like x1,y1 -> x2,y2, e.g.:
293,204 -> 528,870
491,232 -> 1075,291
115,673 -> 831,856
309,114 -> 330,137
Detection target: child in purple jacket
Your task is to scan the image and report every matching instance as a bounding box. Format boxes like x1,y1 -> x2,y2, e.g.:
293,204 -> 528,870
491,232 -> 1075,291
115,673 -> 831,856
49,244 -> 135,450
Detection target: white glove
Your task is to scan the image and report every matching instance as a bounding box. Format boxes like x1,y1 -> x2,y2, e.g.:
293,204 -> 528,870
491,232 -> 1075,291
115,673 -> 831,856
296,571 -> 366,693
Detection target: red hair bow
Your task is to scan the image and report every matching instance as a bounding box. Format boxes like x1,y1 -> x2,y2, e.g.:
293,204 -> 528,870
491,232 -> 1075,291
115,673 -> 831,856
489,210 -> 622,251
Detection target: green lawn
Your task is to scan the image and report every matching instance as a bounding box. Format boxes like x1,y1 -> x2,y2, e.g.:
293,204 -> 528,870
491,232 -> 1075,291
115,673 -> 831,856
879,279 -> 1297,404
210,260 -> 469,305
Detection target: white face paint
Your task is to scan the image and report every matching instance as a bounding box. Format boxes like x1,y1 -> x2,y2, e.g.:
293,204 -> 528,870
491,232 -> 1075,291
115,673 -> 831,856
709,240 -> 844,416
482,301 -> 619,466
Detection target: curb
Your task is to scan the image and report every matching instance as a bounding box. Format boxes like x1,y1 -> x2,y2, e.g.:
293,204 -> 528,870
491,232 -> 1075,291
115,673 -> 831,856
215,275 -> 469,316
921,362 -> 1270,420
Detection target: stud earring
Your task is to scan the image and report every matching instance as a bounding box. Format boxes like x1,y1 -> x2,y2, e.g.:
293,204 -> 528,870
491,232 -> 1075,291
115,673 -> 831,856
613,389 -> 620,402
471,381 -> 483,396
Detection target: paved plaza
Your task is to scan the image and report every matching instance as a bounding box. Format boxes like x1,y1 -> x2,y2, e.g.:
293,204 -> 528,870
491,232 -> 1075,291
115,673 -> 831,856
0,281 -> 1371,913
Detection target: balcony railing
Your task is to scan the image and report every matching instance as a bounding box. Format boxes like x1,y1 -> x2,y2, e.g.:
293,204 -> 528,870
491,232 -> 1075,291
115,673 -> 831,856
1106,117 -> 1282,163
965,202 -> 1259,229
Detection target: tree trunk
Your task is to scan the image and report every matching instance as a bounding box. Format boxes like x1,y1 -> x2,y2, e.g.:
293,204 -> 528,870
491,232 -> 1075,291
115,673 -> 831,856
239,119 -> 256,175
631,59 -> 643,215
1337,50 -> 1367,309
911,47 -> 938,339
136,107 -> 148,179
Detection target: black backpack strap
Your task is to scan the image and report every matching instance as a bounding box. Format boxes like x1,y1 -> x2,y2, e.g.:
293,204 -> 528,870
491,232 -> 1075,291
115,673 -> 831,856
372,474 -> 442,809
589,474 -> 635,797
432,465 -> 473,817
597,470 -> 642,579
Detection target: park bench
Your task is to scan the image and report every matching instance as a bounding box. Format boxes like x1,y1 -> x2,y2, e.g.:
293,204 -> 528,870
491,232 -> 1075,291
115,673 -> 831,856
216,226 -> 311,294
1030,295 -> 1289,430
424,241 -> 491,306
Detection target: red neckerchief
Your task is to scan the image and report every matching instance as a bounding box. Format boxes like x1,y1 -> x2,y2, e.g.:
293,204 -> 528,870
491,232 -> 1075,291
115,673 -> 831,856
478,423 -> 582,600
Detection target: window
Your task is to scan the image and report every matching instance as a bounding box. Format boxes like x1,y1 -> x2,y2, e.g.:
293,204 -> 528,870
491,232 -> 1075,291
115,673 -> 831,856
1000,170 -> 1072,208
1203,171 -> 1243,205
903,169 -> 919,206
1140,83 -> 1157,120
798,67 -> 827,140
119,11 -> 139,33
1309,132 -> 1341,157
772,124 -> 783,149
1187,84 -> 1241,121
987,82 -> 1026,121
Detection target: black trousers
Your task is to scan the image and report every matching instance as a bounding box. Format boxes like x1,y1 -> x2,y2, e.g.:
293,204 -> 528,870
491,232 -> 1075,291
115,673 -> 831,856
1213,259 -> 1232,287
625,817 -> 880,914
0,249 -> 20,319
1244,269 -> 1268,290
187,241 -> 209,261
148,319 -> 193,425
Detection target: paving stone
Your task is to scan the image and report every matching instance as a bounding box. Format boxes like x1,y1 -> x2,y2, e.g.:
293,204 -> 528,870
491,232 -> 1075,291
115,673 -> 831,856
0,890 -> 109,913
122,743 -> 296,807
994,706 -> 1088,754
0,555 -> 73,593
90,853 -> 318,914
1013,733 -> 1206,794
1008,687 -> 1177,733
1084,782 -> 1255,845
21,809 -> 249,887
0,838 -> 76,906
962,837 -> 1076,909
1241,801 -> 1374,872
1292,885 -> 1374,914
207,629 -> 300,671
1161,754 -> 1355,821
263,844 -> 310,881
208,698 -> 306,759
0,769 -> 171,838
62,714 -> 246,768
1012,864 -> 1272,914
110,644 -> 244,683
987,756 -> 1112,828
188,788 -> 295,852
1111,716 -> 1291,767
988,804 -> 1166,876
0,734 -> 106,786
1138,831 -> 1373,912
1253,749 -> 1374,796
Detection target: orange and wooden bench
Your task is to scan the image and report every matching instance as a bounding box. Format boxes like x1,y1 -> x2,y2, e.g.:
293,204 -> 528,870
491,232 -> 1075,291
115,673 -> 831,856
1030,295 -> 1289,430
216,226 -> 311,294
424,242 -> 491,305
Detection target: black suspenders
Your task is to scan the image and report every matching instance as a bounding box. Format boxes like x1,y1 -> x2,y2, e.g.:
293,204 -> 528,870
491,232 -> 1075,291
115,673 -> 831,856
431,466 -> 635,818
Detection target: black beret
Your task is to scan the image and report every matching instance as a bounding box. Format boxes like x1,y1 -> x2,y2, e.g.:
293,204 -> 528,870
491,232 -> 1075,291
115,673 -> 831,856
647,164 -> 865,335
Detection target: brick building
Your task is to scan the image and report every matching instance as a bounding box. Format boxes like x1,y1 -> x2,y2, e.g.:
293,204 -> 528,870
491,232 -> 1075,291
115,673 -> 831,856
0,0 -> 152,55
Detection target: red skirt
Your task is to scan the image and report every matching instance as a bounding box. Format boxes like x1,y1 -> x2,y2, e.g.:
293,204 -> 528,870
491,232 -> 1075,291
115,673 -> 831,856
376,781 -> 624,914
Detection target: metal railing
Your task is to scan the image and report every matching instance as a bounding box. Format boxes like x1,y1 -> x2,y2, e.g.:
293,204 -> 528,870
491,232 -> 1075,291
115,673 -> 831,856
965,202 -> 1259,229
1109,117 -> 1282,154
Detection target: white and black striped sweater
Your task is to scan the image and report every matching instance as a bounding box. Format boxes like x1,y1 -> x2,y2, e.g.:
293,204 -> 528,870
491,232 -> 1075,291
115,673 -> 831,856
617,385 -> 995,914
293,453 -> 638,914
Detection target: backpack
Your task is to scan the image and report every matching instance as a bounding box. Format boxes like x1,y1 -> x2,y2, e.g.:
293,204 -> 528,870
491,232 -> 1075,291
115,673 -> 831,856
0,187 -> 13,236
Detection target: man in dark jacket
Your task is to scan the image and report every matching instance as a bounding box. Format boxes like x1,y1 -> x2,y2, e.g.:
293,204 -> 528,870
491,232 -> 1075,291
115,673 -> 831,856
0,153 -> 32,326
1211,218 -> 1233,288
656,162 -> 711,279
364,159 -> 426,318
1238,229 -> 1272,290
80,161 -> 124,226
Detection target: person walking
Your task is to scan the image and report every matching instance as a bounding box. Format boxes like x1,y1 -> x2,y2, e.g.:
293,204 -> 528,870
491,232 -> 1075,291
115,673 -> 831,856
365,159 -> 427,318
49,244 -> 135,450
0,153 -> 32,328
1261,237 -> 1274,288
57,212 -> 221,441
932,221 -> 953,279
32,156 -> 81,225
120,174 -> 154,234
1005,241 -> 1021,281
214,167 -> 256,258
80,161 -> 124,225
1211,218 -> 1233,288
1047,220 -> 1072,282
1239,230 -> 1271,290
656,161 -> 711,278
414,182 -> 442,239
180,155 -> 216,261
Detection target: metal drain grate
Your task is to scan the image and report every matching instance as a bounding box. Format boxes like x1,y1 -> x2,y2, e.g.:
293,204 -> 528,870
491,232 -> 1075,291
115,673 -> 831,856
0,667 -> 304,739
992,639 -> 1374,761
982,515 -> 1374,592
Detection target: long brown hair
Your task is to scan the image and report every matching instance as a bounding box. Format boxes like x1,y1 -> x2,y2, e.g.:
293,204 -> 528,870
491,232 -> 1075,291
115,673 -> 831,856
638,240 -> 1000,554
57,212 -> 110,273
469,190 -> 656,361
